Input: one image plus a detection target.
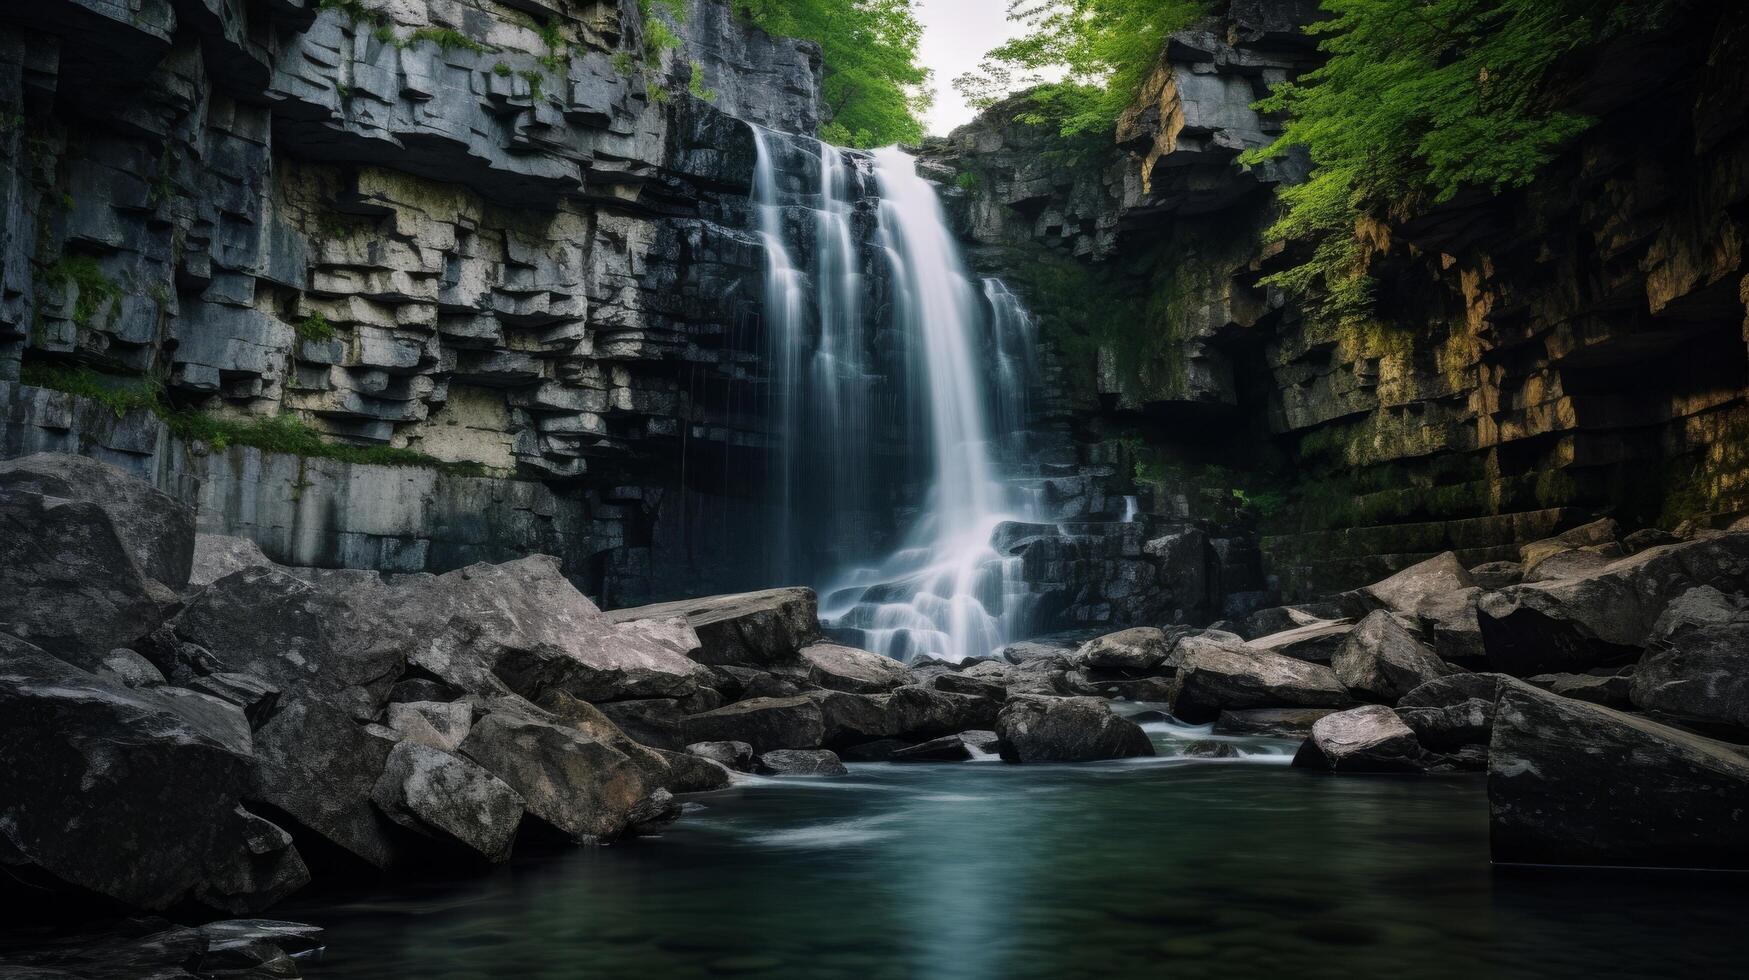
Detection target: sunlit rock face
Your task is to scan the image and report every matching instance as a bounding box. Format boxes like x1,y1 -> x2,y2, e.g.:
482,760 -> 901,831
0,0 -> 822,604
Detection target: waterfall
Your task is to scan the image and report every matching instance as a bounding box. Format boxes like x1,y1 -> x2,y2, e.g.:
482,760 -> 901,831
752,132 -> 1039,663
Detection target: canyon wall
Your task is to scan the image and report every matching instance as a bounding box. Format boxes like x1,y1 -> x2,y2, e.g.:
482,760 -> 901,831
930,0 -> 1749,606
0,0 -> 820,603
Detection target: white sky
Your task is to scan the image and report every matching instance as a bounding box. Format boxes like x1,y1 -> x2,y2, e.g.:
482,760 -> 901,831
915,0 -> 1034,135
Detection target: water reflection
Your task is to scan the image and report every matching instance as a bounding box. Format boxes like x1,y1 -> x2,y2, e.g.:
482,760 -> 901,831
295,730 -> 1749,979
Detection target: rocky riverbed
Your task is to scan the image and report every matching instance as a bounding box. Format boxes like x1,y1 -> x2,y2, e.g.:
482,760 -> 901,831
5,450 -> 1749,976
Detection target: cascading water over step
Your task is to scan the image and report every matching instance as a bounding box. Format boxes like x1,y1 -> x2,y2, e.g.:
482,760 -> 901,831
750,127 -> 1043,663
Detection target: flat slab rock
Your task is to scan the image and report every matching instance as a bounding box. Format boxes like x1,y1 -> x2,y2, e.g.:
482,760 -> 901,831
606,587 -> 821,668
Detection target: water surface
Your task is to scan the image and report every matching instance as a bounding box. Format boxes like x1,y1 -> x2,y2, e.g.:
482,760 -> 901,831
294,724 -> 1749,979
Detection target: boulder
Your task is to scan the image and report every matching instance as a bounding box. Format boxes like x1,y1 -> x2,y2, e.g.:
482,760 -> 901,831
625,789 -> 684,834
679,696 -> 825,754
1211,707 -> 1336,738
387,700 -> 473,752
933,672 -> 1008,699
1489,681 -> 1749,869
371,741 -> 524,863
1468,561 -> 1524,590
798,642 -> 913,693
459,697 -> 656,843
251,695 -> 401,869
0,489 -> 172,665
890,730 -> 998,762
1397,672 -> 1508,710
1478,533 -> 1749,675
1073,627 -> 1171,671
1630,622 -> 1749,732
0,452 -> 195,591
756,749 -> 848,776
1002,640 -> 1077,664
1330,611 -> 1459,703
1650,584 -> 1749,639
95,648 -> 166,689
1518,518 -> 1618,578
1396,698 -> 1492,752
809,686 -> 998,748
1179,740 -> 1242,759
1168,642 -> 1355,723
995,695 -> 1155,763
1357,552 -> 1486,664
1526,670 -> 1634,709
595,698 -> 686,750
1065,672 -> 1176,702
1243,619 -> 1354,663
381,557 -> 712,703
1291,705 -> 1425,773
188,533 -> 275,590
175,566 -> 410,720
651,749 -> 734,792
0,636 -> 307,912
685,740 -> 755,771
605,587 -> 821,667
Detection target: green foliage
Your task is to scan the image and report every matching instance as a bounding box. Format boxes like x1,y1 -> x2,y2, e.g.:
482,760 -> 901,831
612,52 -> 635,76
687,61 -> 717,102
956,1 -> 1208,138
1239,0 -> 1681,323
493,62 -> 513,78
536,18 -> 570,72
409,26 -> 486,55
295,311 -> 336,343
39,255 -> 123,328
739,0 -> 931,147
19,362 -> 488,475
518,70 -> 546,101
953,171 -> 980,191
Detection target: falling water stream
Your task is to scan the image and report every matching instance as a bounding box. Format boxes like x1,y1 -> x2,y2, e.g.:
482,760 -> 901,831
752,130 -> 1040,663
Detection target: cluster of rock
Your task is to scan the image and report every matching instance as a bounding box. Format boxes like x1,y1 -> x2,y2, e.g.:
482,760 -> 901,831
0,451 -> 1165,931
1046,517 -> 1749,870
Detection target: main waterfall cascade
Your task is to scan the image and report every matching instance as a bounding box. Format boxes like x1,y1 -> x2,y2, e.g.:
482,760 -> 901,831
751,129 -> 1043,663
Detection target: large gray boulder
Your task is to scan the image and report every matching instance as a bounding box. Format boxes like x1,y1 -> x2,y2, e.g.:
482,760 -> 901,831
995,695 -> 1155,763
1291,705 -> 1425,773
0,452 -> 195,591
1073,627 -> 1171,671
188,533 -> 275,590
0,635 -> 308,912
1330,611 -> 1459,703
371,741 -> 524,863
808,685 -> 999,748
1489,681 -> 1749,869
605,587 -> 822,667
680,695 -> 826,753
1357,552 -> 1485,664
1168,639 -> 1355,723
756,748 -> 848,776
459,696 -> 657,843
1478,533 -> 1749,675
381,557 -> 713,704
1396,698 -> 1492,752
251,695 -> 401,869
1630,622 -> 1749,732
0,489 -> 172,665
685,740 -> 755,771
798,642 -> 913,693
175,566 -> 411,721
594,698 -> 686,750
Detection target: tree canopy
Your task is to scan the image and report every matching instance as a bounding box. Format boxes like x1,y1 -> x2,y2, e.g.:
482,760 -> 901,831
738,0 -> 932,148
955,1 -> 1208,139
1240,0 -> 1682,322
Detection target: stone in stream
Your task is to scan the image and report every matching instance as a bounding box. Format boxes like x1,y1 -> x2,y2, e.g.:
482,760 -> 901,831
1489,681 -> 1749,869
378,556 -> 713,704
1330,610 -> 1460,703
0,634 -> 308,912
605,587 -> 822,668
685,740 -> 756,771
0,452 -> 196,592
0,488 -> 174,666
1291,705 -> 1426,773
680,695 -> 826,753
889,730 -> 999,762
1168,636 -> 1355,724
1630,621 -> 1749,733
798,642 -> 914,693
175,566 -> 411,721
459,696 -> 658,843
1396,672 -> 1508,710
757,749 -> 849,776
535,692 -> 724,796
1073,627 -> 1172,671
995,695 -> 1155,763
1478,532 -> 1749,675
652,749 -> 734,792
1212,707 -> 1337,739
371,741 -> 525,863
1179,740 -> 1242,759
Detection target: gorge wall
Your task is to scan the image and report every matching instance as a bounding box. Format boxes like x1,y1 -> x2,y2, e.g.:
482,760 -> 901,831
929,0 -> 1749,607
0,0 -> 822,604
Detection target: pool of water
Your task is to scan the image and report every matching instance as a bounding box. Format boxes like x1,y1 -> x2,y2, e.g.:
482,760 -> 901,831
292,720 -> 1749,979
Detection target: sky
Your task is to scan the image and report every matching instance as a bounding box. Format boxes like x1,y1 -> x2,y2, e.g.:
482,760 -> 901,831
914,0 -> 1034,136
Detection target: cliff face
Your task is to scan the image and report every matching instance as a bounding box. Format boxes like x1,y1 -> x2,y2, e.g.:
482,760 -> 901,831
0,0 -> 818,603
932,0 -> 1749,606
